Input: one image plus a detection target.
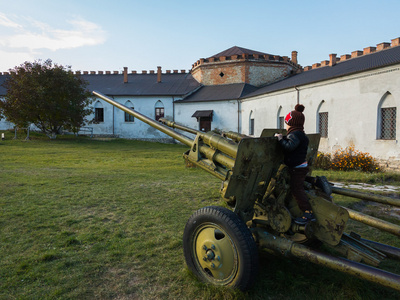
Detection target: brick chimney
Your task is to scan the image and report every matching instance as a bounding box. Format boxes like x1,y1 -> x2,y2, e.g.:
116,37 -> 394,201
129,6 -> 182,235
351,50 -> 363,58
391,38 -> 400,47
376,42 -> 390,51
123,67 -> 128,83
363,47 -> 376,54
157,66 -> 162,83
291,51 -> 298,64
340,54 -> 351,61
329,53 -> 337,66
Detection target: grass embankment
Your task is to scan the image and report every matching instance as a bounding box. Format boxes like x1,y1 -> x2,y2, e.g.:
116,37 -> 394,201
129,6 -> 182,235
1,133 -> 399,299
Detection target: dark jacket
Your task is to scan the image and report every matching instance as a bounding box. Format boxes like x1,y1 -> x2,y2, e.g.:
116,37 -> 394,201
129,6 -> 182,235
279,130 -> 309,168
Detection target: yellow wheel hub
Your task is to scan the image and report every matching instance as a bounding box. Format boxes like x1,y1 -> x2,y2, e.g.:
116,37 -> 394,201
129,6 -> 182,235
193,224 -> 238,283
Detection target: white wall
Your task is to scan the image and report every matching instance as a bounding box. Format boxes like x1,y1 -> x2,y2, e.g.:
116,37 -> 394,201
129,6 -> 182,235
89,95 -> 176,140
174,100 -> 240,133
241,64 -> 400,161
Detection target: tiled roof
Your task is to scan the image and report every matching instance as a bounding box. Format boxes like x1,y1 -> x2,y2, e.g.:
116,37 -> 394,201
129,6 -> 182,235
83,73 -> 200,96
0,73 -> 201,97
178,83 -> 258,102
208,46 -> 273,58
242,45 -> 400,98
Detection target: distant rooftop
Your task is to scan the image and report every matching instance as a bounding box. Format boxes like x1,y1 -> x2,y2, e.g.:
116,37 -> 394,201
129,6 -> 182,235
243,41 -> 400,99
208,46 -> 273,59
83,72 -> 200,96
178,83 -> 258,103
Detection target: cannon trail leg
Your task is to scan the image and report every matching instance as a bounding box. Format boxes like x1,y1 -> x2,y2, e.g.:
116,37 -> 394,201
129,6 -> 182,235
253,228 -> 400,292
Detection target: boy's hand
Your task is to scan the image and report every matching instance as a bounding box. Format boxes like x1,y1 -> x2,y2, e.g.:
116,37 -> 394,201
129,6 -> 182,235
274,133 -> 283,141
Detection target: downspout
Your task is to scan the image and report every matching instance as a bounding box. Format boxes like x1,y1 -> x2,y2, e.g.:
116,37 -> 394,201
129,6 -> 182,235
173,96 -> 176,143
111,96 -> 115,136
295,86 -> 300,104
172,96 -> 175,122
237,99 -> 240,133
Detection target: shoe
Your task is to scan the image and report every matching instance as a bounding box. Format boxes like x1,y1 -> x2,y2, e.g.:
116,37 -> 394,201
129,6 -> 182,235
294,210 -> 316,225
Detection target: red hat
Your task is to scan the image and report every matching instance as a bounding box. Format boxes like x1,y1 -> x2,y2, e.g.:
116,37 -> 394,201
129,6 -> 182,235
285,104 -> 305,128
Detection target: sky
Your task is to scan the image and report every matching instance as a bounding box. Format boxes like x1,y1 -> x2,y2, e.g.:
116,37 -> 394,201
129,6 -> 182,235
1,0 -> 399,73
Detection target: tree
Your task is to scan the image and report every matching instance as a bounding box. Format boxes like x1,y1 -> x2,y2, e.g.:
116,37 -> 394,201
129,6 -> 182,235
0,59 -> 93,138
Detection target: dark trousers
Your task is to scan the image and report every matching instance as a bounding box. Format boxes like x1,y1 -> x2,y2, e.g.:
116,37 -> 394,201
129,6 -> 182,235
289,166 -> 312,212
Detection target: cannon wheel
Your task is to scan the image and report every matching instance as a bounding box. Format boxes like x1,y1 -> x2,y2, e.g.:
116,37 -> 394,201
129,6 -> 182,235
183,206 -> 259,290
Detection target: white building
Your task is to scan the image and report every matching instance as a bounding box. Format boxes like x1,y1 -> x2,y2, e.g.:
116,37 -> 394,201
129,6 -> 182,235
1,39 -> 400,169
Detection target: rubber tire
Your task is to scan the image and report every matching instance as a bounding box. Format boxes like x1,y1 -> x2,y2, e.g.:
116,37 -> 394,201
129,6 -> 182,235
183,206 -> 259,291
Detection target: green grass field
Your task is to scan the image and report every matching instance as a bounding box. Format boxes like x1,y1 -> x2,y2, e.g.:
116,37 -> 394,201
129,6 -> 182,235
1,133 -> 399,299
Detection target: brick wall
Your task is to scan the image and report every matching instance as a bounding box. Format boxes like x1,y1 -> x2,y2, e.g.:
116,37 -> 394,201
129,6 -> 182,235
191,60 -> 294,87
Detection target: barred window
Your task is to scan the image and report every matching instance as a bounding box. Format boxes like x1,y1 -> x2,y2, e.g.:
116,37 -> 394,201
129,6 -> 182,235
319,112 -> 328,138
380,107 -> 396,140
279,116 -> 284,129
249,118 -> 255,135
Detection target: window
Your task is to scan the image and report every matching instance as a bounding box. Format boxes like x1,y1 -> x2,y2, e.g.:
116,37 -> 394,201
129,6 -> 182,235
319,112 -> 328,138
155,100 -> 164,121
125,110 -> 134,122
277,106 -> 284,129
94,101 -> 104,123
95,108 -> 104,122
249,111 -> 254,135
380,107 -> 396,139
378,93 -> 396,140
279,116 -> 284,129
155,107 -> 164,121
124,101 -> 134,122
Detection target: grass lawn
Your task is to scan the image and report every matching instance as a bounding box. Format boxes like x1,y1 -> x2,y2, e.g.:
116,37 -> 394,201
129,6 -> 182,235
1,133 -> 399,299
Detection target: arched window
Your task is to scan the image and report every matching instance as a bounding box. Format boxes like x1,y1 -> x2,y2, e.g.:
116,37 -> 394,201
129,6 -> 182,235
124,100 -> 134,122
155,100 -> 164,121
249,111 -> 255,136
94,101 -> 104,123
377,92 -> 396,140
277,106 -> 284,129
317,100 -> 328,138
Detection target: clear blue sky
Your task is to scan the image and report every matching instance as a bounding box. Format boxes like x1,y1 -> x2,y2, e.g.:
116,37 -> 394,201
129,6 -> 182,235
1,0 -> 399,73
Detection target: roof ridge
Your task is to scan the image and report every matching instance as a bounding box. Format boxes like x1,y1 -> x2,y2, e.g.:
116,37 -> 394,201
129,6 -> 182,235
208,46 -> 272,58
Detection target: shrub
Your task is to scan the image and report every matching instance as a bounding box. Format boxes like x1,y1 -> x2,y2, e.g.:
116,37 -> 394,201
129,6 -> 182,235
314,147 -> 381,172
314,152 -> 332,170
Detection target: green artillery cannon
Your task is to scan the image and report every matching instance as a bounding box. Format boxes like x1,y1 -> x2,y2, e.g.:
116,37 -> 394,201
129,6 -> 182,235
93,91 -> 400,292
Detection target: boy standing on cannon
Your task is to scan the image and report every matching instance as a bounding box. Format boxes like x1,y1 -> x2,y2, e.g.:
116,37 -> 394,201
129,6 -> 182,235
275,104 -> 314,225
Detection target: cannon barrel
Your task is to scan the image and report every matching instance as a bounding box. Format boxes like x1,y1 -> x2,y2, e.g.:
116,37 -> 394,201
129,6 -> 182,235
159,117 -> 247,143
158,117 -> 239,159
222,131 -> 247,142
159,118 -> 200,135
